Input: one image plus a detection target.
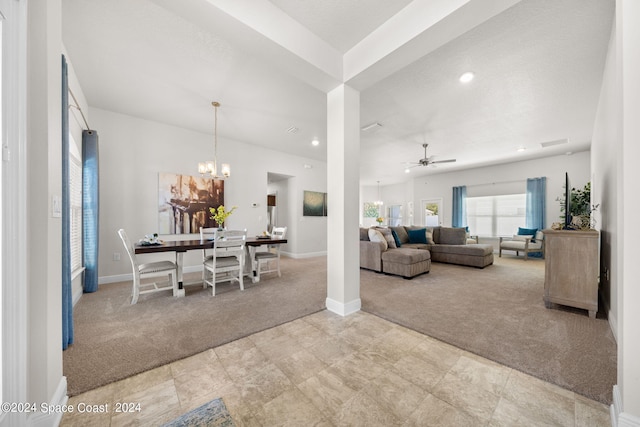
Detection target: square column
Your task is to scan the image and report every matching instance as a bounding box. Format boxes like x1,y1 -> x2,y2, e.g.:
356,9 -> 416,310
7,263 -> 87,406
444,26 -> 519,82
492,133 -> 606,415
326,84 -> 361,316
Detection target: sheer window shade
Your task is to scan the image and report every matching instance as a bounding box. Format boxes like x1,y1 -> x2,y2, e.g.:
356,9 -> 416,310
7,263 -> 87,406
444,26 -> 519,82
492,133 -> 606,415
70,153 -> 83,272
467,194 -> 526,237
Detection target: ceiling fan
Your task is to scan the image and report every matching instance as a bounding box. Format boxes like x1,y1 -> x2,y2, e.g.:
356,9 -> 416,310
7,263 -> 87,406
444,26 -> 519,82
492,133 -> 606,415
405,143 -> 456,170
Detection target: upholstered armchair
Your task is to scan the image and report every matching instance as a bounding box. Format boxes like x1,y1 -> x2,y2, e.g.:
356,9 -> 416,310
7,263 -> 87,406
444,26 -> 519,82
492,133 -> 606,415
499,230 -> 545,260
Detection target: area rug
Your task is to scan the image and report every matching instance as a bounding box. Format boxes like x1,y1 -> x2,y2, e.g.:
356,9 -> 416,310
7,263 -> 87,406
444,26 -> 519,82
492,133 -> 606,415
161,398 -> 234,427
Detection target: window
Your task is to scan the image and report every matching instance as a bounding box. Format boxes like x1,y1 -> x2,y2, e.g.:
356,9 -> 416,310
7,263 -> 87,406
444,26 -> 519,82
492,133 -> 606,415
70,149 -> 83,273
466,194 -> 526,237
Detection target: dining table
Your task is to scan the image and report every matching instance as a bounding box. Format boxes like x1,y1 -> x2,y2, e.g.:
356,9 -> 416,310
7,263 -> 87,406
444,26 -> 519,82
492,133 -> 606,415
135,236 -> 288,296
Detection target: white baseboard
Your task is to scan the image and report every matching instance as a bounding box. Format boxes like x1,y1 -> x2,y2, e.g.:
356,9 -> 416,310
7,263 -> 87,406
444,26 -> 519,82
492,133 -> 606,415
326,297 -> 361,316
284,251 -> 326,259
611,385 -> 640,427
26,377 -> 68,427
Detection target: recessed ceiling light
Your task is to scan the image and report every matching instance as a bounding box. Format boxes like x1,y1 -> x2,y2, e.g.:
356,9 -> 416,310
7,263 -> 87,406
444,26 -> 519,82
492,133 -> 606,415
517,147 -> 526,152
459,72 -> 474,83
311,138 -> 319,146
405,168 -> 411,174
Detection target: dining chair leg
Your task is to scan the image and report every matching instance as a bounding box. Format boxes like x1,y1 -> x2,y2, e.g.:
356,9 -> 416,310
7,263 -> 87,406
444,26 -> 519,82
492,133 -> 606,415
131,275 -> 140,304
239,254 -> 245,291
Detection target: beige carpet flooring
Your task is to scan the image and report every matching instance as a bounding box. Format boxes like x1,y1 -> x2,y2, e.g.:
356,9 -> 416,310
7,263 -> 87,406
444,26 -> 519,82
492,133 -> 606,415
64,255 -> 616,405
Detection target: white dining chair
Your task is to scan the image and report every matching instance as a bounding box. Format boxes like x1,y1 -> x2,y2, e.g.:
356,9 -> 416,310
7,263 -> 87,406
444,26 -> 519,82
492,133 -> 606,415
203,229 -> 247,296
255,226 -> 287,280
117,229 -> 178,304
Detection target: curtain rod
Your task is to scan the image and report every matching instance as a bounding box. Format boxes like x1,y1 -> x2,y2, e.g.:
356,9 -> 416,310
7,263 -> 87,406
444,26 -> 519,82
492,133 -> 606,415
68,88 -> 90,131
464,179 -> 526,188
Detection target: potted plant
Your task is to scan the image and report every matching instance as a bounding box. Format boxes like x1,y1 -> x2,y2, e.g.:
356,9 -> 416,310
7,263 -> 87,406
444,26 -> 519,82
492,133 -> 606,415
569,182 -> 599,230
209,205 -> 237,229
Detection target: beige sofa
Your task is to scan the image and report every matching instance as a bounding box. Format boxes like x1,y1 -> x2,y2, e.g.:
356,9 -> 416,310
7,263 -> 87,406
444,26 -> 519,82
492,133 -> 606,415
360,225 -> 494,278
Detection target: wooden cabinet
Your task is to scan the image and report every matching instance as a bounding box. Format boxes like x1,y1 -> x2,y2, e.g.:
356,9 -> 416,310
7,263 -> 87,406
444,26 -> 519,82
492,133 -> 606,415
543,229 -> 599,318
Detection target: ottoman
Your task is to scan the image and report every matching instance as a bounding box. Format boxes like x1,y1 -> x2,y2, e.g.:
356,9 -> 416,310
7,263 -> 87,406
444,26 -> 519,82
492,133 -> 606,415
381,248 -> 431,279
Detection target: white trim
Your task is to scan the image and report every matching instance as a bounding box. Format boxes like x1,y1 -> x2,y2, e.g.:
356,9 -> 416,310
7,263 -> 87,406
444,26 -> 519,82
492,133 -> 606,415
1,0 -> 28,425
285,251 -> 327,259
26,377 -> 68,427
326,297 -> 361,316
611,385 -> 640,427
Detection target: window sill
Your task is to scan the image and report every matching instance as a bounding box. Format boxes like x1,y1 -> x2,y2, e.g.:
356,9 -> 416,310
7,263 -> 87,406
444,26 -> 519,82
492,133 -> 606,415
71,267 -> 85,281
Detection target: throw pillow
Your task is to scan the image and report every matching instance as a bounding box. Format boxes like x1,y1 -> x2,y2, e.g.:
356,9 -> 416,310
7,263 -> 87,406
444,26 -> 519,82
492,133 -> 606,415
368,228 -> 388,250
407,228 -> 428,244
425,229 -> 435,244
391,229 -> 402,247
517,227 -> 538,242
375,227 -> 397,249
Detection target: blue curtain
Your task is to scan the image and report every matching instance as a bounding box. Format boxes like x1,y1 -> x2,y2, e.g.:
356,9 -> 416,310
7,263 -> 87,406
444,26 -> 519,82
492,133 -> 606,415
452,185 -> 467,228
526,177 -> 546,258
526,177 -> 546,230
83,130 -> 100,293
62,55 -> 74,350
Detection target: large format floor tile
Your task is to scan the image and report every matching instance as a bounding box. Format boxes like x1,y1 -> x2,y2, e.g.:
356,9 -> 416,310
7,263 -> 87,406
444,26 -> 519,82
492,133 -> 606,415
61,310 -> 611,426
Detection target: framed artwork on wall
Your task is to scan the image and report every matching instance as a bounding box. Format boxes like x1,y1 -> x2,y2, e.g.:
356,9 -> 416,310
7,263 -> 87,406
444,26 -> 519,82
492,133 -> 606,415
303,190 -> 327,216
158,172 -> 224,234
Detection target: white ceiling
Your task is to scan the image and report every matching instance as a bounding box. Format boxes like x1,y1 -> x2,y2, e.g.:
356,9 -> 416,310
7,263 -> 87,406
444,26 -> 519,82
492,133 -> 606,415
61,0 -> 614,186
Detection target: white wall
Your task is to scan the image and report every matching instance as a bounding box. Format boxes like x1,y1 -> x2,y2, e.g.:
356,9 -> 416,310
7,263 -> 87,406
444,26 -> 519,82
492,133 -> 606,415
92,108 -> 327,281
591,15 -> 620,340
615,0 -> 640,421
26,0 -> 67,424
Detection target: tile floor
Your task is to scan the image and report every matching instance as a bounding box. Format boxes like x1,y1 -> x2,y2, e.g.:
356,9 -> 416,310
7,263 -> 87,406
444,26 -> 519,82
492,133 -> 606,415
60,310 -> 611,426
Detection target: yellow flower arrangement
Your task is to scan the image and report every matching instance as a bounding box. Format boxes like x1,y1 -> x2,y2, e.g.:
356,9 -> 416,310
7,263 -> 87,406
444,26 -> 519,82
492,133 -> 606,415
209,205 -> 237,227
376,217 -> 384,225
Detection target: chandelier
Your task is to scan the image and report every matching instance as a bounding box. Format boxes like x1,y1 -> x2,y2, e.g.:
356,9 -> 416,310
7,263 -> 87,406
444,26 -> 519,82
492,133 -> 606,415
374,181 -> 383,206
198,101 -> 230,178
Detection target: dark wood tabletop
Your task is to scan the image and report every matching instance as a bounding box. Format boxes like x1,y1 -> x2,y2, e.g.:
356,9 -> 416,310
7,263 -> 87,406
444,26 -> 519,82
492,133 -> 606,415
134,237 -> 287,254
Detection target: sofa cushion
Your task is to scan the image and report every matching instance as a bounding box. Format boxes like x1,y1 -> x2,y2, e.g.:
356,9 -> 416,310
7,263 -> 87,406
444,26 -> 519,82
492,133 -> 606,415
374,227 -> 397,249
390,229 -> 402,247
407,228 -> 428,244
425,228 -> 435,244
438,227 -> 467,245
368,228 -> 388,250
360,227 -> 370,241
381,248 -> 431,264
390,226 -> 410,244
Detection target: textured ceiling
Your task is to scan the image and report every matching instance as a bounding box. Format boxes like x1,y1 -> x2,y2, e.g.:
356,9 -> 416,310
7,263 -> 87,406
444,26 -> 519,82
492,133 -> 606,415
61,0 -> 615,186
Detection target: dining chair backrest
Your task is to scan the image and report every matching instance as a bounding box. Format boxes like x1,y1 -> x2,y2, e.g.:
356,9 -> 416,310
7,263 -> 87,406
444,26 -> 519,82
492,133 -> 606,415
118,229 -> 138,270
200,227 -> 218,241
271,226 -> 287,240
214,229 -> 247,250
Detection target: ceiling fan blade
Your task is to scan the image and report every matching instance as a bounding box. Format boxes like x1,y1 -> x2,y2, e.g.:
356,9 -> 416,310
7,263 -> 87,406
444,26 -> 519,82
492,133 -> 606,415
430,159 -> 456,164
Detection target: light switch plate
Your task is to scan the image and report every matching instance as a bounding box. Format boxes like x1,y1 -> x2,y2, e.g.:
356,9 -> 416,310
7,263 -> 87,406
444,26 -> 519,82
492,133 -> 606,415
52,195 -> 62,218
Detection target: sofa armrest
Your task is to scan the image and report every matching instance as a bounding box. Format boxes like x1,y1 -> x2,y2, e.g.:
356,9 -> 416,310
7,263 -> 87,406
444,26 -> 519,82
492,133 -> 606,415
360,240 -> 385,272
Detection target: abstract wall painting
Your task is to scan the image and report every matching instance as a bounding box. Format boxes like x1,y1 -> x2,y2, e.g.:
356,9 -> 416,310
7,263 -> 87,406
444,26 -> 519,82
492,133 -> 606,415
158,173 -> 224,234
303,190 -> 327,216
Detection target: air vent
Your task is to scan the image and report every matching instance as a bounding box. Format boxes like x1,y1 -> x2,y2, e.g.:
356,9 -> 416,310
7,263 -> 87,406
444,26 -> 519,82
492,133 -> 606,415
286,126 -> 299,134
540,138 -> 569,148
361,122 -> 382,132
